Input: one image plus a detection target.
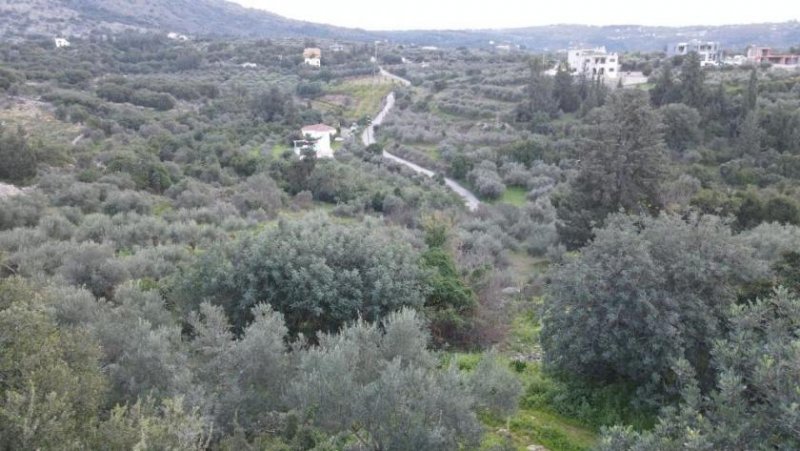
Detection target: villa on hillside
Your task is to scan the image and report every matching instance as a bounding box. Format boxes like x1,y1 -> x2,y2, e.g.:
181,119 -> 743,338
746,46 -> 800,67
54,38 -> 70,48
303,48 -> 322,67
567,47 -> 619,78
668,40 -> 722,66
295,124 -> 337,158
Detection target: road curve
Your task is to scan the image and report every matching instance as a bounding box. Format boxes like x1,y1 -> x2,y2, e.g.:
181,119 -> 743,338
362,72 -> 480,212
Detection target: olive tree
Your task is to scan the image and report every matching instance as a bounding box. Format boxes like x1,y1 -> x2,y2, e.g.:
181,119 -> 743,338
541,213 -> 766,396
171,214 -> 427,335
599,287 -> 800,450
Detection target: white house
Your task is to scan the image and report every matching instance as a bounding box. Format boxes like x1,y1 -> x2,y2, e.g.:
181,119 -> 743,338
303,48 -> 322,67
54,38 -> 70,48
167,32 -> 189,41
668,40 -> 722,66
240,62 -> 258,68
567,47 -> 619,78
295,124 -> 337,159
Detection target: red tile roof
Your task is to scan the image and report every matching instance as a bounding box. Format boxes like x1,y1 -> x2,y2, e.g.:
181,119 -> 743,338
301,124 -> 336,133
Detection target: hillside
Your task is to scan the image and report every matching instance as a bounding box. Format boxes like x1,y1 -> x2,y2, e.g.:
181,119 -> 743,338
1,0 -> 799,51
387,22 -> 800,52
0,0 -> 374,40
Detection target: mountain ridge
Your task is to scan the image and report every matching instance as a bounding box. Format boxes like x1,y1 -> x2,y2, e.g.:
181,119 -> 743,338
1,0 -> 798,51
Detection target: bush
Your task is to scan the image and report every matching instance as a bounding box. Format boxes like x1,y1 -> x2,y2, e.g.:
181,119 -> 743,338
541,214 -> 766,398
0,127 -> 37,184
170,214 -> 426,335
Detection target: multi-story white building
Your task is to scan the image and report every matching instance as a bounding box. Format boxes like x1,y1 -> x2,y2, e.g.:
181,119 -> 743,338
567,47 -> 619,78
668,40 -> 722,66
54,38 -> 70,48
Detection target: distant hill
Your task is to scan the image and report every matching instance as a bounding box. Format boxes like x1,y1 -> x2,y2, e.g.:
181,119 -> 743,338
388,22 -> 800,52
0,0 -> 374,41
0,0 -> 798,52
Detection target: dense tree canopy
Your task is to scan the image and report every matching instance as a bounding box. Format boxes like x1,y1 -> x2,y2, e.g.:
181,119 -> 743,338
171,214 -> 427,335
542,214 -> 767,395
600,288 -> 800,450
554,90 -> 668,248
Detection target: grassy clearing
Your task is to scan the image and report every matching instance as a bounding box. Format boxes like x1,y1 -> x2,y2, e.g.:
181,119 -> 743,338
447,353 -> 597,451
416,144 -> 441,161
271,143 -> 290,158
453,352 -> 599,451
0,100 -> 80,146
482,407 -> 598,451
326,76 -> 394,122
497,186 -> 528,207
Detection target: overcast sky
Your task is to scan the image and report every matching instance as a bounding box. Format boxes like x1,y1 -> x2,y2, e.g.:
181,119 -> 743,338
229,0 -> 799,30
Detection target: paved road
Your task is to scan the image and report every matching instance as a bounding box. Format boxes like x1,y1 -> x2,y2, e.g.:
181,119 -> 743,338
379,67 -> 412,87
362,88 -> 480,212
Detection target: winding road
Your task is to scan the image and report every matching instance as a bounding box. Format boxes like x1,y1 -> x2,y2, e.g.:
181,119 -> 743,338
362,70 -> 480,212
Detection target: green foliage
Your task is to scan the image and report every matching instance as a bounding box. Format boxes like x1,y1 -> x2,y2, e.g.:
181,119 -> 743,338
171,214 -> 426,335
420,218 -> 478,347
658,103 -> 701,152
0,127 -> 37,184
679,52 -> 706,110
650,62 -> 680,107
555,90 -> 667,249
251,87 -> 294,123
0,279 -> 107,450
287,309 -> 520,450
523,373 -> 656,431
553,64 -> 579,113
598,288 -> 800,450
542,214 -> 765,397
515,58 -> 557,125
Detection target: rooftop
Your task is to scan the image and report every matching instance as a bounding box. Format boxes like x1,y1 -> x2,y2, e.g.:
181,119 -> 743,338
301,123 -> 336,133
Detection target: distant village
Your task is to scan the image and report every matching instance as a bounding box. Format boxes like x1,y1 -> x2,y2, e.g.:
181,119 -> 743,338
48,33 -> 799,161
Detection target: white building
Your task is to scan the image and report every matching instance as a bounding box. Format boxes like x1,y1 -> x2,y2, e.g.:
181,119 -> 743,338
303,48 -> 322,67
668,40 -> 722,66
54,38 -> 70,48
240,62 -> 258,69
295,124 -> 337,159
167,32 -> 189,41
567,47 -> 619,78
723,55 -> 748,66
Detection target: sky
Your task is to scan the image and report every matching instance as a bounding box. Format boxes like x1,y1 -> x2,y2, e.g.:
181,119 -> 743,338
229,0 -> 800,30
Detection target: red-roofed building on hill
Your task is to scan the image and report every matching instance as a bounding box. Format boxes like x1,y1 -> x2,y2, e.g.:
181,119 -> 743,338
303,48 -> 322,67
746,46 -> 800,67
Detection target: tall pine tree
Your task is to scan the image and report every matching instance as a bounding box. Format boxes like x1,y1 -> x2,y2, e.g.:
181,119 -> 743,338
555,90 -> 668,248
680,52 -> 706,110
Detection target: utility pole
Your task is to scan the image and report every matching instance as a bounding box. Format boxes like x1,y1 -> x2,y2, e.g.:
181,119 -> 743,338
374,40 -> 381,83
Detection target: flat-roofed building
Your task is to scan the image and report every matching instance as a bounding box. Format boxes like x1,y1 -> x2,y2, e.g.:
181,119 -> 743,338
567,47 -> 619,78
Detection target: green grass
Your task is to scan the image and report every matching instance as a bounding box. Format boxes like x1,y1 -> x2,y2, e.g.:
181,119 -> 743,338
480,362 -> 599,451
327,76 -> 394,122
507,307 -> 541,355
417,144 -> 441,161
271,143 -> 290,158
446,350 -> 597,451
497,187 -> 528,207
